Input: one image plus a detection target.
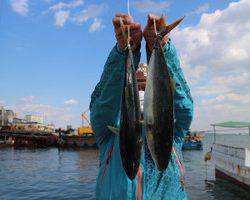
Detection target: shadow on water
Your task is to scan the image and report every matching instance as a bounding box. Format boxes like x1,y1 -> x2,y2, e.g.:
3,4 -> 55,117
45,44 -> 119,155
211,179 -> 250,200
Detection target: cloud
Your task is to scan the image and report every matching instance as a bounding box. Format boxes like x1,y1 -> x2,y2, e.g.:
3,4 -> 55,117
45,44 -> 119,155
89,18 -> 104,32
61,114 -> 76,122
72,4 -> 107,24
10,0 -> 29,16
47,2 -> 107,30
49,0 -> 84,11
134,0 -> 170,13
189,3 -> 209,15
54,10 -> 70,27
20,95 -> 35,103
64,99 -> 79,105
6,98 -> 80,128
172,0 -> 250,130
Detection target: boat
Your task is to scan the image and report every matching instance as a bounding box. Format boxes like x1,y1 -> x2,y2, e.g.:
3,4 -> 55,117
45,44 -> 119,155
58,133 -> 96,148
183,140 -> 203,150
0,125 -> 57,147
0,131 -> 58,147
211,121 -> 250,190
182,132 -> 204,150
57,111 -> 97,148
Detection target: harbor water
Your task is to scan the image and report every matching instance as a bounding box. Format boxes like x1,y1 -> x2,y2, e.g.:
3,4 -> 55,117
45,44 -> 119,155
0,134 -> 250,200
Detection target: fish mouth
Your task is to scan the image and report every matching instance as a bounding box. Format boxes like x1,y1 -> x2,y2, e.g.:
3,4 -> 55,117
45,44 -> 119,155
120,136 -> 142,180
124,161 -> 140,180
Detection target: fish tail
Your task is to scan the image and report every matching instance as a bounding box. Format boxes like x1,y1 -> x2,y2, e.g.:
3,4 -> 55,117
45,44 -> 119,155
159,16 -> 185,38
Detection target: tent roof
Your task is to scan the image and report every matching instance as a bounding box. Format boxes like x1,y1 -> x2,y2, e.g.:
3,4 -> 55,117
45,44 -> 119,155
211,121 -> 250,128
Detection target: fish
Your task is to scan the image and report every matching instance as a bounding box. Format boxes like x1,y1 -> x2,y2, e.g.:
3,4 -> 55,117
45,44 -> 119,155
143,16 -> 184,171
109,18 -> 142,180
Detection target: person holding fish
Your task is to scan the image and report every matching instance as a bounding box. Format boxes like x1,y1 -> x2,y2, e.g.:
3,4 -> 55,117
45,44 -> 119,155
90,13 -> 193,200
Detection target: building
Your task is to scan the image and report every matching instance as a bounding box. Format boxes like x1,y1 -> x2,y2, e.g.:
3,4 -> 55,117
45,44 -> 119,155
136,63 -> 147,91
136,64 -> 147,111
0,106 -> 15,126
25,115 -> 44,124
13,117 -> 25,124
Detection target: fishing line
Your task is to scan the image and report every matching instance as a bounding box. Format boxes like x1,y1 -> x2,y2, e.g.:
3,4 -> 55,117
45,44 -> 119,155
127,0 -> 131,47
153,17 -> 158,36
119,0 -> 131,48
119,17 -> 128,47
127,0 -> 131,16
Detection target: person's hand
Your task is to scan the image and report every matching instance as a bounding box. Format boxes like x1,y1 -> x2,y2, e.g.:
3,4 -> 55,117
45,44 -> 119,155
113,14 -> 142,51
143,14 -> 170,52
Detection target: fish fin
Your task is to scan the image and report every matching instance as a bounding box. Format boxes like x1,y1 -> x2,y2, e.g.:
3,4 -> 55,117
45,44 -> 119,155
107,126 -> 119,136
170,78 -> 176,95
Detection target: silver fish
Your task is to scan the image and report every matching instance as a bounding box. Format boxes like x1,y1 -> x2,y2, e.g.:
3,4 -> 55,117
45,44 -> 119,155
143,16 -> 184,171
119,43 -> 142,180
109,19 -> 142,180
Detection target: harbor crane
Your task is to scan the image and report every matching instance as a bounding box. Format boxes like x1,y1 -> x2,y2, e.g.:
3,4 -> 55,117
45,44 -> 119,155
78,109 -> 93,135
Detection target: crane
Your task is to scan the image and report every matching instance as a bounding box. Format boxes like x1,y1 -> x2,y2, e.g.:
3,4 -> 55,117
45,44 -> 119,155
78,109 -> 93,135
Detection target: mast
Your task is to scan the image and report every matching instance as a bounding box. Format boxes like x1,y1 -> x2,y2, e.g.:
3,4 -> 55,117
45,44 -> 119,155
1,106 -> 4,126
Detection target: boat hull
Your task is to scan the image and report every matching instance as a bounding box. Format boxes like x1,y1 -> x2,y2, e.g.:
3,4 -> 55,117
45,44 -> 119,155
182,141 -> 203,150
215,165 -> 250,190
212,143 -> 250,190
59,135 -> 97,148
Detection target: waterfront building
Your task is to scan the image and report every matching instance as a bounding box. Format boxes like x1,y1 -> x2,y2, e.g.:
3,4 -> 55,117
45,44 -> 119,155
0,106 -> 15,126
13,117 -> 25,124
25,115 -> 44,124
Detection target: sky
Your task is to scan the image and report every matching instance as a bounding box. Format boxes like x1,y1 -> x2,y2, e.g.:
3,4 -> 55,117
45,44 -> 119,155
0,0 -> 249,131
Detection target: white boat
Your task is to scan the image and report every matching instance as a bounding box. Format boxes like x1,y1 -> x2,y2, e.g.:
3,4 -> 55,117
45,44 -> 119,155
212,143 -> 250,190
211,121 -> 250,190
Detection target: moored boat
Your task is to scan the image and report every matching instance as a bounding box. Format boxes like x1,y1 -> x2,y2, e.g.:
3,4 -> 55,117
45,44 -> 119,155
0,130 -> 58,147
58,134 -> 96,148
211,121 -> 250,190
183,140 -> 203,150
182,132 -> 204,150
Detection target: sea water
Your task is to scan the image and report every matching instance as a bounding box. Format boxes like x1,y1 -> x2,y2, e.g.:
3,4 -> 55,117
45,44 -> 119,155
0,134 -> 250,200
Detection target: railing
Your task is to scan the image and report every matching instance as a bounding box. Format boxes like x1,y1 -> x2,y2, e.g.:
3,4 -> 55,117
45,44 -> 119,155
213,143 -> 250,167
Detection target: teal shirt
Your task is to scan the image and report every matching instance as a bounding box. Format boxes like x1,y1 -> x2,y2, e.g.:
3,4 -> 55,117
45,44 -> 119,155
90,41 -> 193,200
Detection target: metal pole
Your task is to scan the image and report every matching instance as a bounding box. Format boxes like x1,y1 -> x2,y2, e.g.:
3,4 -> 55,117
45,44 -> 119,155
213,125 -> 216,143
1,106 -> 4,126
